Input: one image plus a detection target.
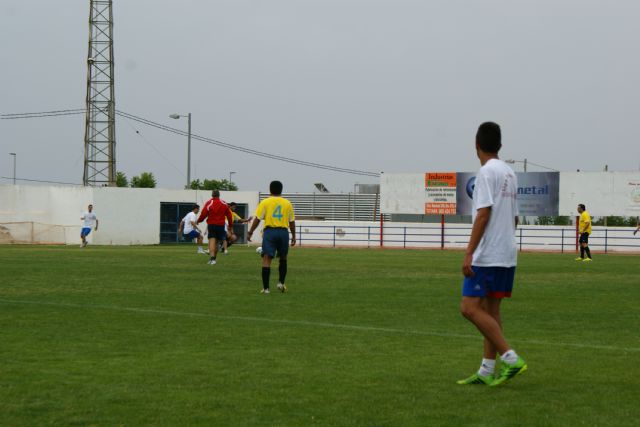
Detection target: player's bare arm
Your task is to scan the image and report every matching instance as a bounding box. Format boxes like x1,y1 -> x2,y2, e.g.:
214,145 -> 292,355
289,220 -> 296,247
247,217 -> 261,242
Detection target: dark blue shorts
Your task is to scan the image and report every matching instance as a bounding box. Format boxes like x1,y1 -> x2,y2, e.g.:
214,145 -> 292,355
183,230 -> 201,241
462,266 -> 516,299
579,232 -> 589,244
81,227 -> 92,237
207,224 -> 226,241
262,227 -> 290,258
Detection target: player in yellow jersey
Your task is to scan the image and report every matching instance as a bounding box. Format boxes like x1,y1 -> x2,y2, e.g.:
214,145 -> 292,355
221,202 -> 251,254
576,204 -> 592,261
247,180 -> 296,294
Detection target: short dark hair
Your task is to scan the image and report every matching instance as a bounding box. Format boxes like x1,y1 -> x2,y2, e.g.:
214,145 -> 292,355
476,122 -> 502,153
193,204 -> 200,210
270,180 -> 283,195
228,202 -> 237,207
212,190 -> 220,198
578,204 -> 586,210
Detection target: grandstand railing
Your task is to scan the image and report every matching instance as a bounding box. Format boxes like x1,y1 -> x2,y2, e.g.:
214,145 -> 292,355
295,222 -> 640,253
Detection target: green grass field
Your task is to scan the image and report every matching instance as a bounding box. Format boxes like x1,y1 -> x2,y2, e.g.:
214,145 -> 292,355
1,245 -> 638,426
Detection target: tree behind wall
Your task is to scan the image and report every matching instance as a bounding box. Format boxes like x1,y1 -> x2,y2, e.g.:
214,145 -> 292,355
115,171 -> 128,187
131,172 -> 156,188
593,216 -> 638,227
536,216 -> 571,226
189,179 -> 238,191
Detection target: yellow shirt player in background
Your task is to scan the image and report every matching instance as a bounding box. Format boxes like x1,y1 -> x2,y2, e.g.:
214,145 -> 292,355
221,202 -> 251,254
248,180 -> 296,294
576,203 -> 593,261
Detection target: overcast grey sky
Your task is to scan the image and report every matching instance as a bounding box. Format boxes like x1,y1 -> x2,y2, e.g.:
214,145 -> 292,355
2,0 -> 639,193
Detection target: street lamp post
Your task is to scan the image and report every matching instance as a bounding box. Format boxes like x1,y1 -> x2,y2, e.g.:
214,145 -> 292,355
505,158 -> 527,172
9,153 -> 16,184
169,113 -> 192,188
229,171 -> 236,185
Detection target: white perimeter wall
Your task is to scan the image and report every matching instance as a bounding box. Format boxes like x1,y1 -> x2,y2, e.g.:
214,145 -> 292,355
0,185 -> 259,245
559,172 -> 640,216
381,172 -> 640,217
2,184 -> 638,251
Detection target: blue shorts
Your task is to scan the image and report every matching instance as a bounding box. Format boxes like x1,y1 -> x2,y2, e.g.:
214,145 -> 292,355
207,224 -> 226,241
462,266 -> 516,299
183,230 -> 201,241
81,227 -> 92,237
262,227 -> 290,258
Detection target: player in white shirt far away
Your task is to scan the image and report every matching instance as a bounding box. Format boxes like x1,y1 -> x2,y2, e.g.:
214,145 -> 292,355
80,204 -> 98,248
179,204 -> 208,254
457,122 -> 527,387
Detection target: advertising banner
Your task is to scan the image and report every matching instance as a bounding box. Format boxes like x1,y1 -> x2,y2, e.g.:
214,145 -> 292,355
424,172 -> 457,214
382,171 -> 638,216
625,179 -> 640,215
456,172 -> 560,216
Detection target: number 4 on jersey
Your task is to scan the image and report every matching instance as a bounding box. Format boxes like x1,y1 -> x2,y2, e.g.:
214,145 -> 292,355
272,205 -> 283,220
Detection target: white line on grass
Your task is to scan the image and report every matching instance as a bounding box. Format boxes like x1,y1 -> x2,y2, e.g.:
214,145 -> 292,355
1,298 -> 638,353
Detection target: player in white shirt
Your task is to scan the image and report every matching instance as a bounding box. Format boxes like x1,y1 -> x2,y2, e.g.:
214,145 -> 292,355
80,204 -> 98,247
179,204 -> 208,254
457,122 -> 527,387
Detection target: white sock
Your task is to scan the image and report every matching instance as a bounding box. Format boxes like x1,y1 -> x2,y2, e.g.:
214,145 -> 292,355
500,349 -> 519,365
478,358 -> 496,377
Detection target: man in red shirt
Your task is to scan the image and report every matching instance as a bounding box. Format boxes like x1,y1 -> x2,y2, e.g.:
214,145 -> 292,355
197,190 -> 233,265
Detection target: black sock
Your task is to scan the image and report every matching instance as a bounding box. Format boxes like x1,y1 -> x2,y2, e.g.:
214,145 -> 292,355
585,247 -> 591,259
580,247 -> 585,258
262,267 -> 270,289
278,260 -> 287,284
211,256 -> 216,261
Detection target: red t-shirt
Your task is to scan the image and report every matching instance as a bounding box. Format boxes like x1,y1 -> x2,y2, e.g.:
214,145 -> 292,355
197,197 -> 233,227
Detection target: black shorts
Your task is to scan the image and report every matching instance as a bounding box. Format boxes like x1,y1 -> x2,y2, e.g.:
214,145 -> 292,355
579,232 -> 589,244
207,224 -> 227,241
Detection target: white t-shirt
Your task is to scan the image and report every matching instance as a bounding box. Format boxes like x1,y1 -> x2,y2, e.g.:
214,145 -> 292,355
471,158 -> 518,267
82,212 -> 97,228
182,211 -> 197,234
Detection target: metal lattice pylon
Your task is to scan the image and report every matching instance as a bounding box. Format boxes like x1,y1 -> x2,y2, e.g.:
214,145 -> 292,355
83,0 -> 116,186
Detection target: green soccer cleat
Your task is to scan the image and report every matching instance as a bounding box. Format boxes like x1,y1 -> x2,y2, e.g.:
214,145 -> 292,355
574,257 -> 583,261
490,357 -> 527,387
456,373 -> 494,385
583,258 -> 592,262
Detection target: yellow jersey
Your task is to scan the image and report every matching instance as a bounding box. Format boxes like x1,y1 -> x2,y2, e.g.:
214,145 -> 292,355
225,211 -> 242,226
579,211 -> 592,234
255,196 -> 295,228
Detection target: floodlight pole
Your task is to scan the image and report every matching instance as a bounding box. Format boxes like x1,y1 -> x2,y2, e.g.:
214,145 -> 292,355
9,153 -> 16,184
